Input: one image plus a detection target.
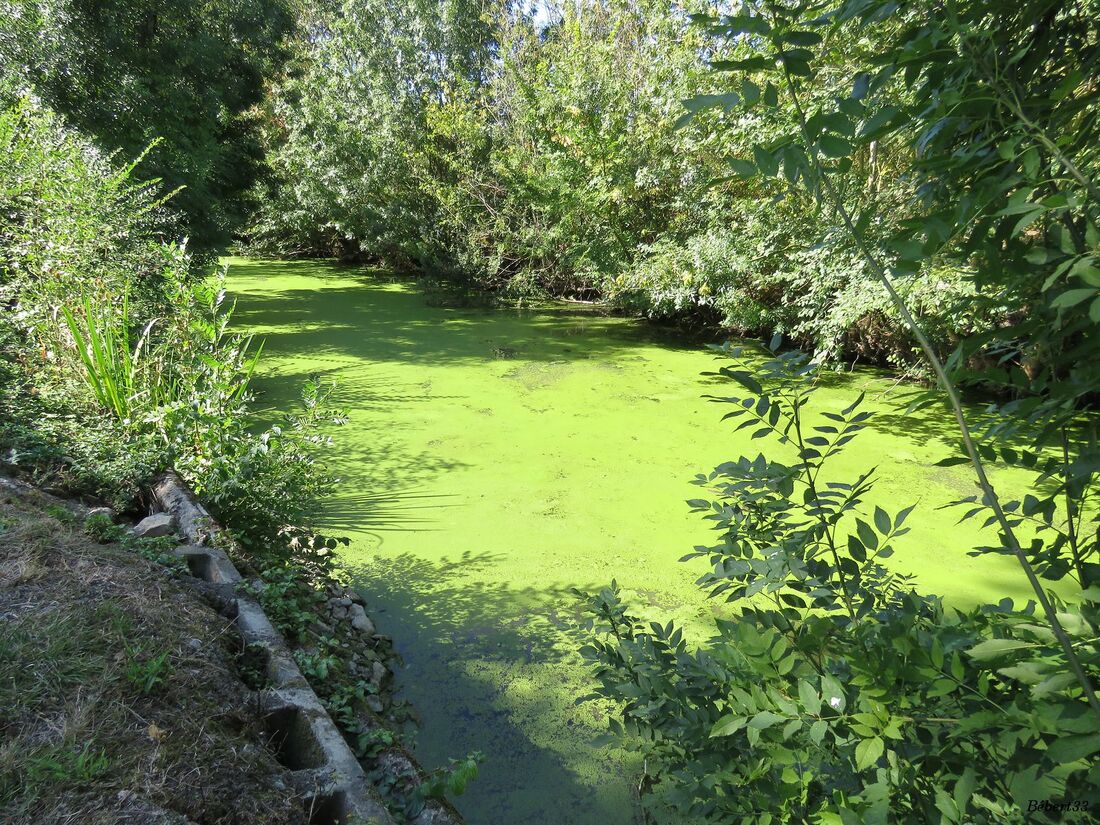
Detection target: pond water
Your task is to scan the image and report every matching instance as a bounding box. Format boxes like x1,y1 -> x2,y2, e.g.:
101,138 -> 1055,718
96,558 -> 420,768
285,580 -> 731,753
227,257 -> 1035,825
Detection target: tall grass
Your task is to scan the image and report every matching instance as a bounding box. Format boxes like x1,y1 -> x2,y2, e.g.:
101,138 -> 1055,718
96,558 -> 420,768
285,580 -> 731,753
60,292 -> 152,421
60,277 -> 261,426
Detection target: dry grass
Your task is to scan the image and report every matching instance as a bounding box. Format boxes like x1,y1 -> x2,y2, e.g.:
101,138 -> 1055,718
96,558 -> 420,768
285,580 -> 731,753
0,481 -> 308,824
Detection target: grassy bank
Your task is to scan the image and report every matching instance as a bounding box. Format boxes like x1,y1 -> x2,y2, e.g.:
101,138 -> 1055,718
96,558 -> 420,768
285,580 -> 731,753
0,480 -> 309,823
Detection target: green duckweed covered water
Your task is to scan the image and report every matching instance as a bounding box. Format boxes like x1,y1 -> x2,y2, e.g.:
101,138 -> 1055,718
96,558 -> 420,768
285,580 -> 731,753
227,257 -> 1039,825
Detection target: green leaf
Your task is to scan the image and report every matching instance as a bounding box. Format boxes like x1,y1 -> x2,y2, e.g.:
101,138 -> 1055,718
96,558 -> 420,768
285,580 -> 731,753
966,638 -> 1037,661
782,719 -> 801,740
683,93 -> 741,114
953,768 -> 976,818
1046,732 -> 1100,763
848,534 -> 867,562
996,662 -> 1044,684
798,680 -> 821,714
821,674 -> 845,712
1011,205 -> 1045,236
1022,145 -> 1040,177
1051,288 -> 1097,309
873,506 -> 890,534
711,56 -> 772,72
725,157 -> 758,178
930,638 -> 944,668
892,239 -> 923,261
1032,671 -> 1078,697
935,789 -> 960,823
753,144 -> 779,177
741,79 -> 760,106
852,73 -> 870,100
809,720 -> 828,744
782,30 -> 822,47
749,710 -> 785,730
715,14 -> 770,36
859,106 -> 901,139
709,714 -> 746,737
856,519 -> 879,551
1069,257 -> 1100,285
854,736 -> 884,771
818,134 -> 852,158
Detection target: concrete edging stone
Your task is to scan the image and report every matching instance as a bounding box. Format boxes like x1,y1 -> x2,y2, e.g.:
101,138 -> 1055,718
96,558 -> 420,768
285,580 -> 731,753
151,471 -> 396,825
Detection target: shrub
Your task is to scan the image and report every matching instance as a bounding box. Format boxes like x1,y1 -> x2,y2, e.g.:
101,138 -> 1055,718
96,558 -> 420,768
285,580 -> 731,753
1,97 -> 342,552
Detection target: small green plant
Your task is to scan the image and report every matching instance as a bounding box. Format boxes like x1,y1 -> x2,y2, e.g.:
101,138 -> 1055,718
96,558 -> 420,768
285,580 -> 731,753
44,504 -> 73,523
85,514 -> 186,573
417,752 -> 483,801
61,291 -> 150,422
124,646 -> 172,695
243,564 -> 326,641
355,726 -> 395,759
292,647 -> 342,682
125,534 -> 186,573
25,744 -> 110,785
84,512 -> 122,543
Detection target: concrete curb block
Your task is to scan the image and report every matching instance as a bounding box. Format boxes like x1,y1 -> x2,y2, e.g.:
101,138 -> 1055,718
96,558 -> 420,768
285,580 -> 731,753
152,472 -> 396,825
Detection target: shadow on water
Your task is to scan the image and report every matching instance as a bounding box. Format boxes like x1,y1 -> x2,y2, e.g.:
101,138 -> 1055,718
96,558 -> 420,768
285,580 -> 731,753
232,259 -> 708,368
232,259 -> 643,822
344,550 -> 623,825
248,359 -> 471,538
322,487 -> 457,536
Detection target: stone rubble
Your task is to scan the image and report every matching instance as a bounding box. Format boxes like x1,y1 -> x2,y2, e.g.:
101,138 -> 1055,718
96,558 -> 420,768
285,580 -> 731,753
132,512 -> 176,538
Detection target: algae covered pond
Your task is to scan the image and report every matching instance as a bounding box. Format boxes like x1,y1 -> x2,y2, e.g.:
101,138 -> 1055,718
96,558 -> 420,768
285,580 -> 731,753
227,257 -> 1038,824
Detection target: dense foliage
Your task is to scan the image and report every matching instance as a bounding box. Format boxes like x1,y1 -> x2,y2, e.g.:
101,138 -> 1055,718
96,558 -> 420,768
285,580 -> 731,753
250,0 -> 988,367
576,1 -> 1100,822
0,55 -> 482,817
0,98 -> 338,549
0,0 -> 294,256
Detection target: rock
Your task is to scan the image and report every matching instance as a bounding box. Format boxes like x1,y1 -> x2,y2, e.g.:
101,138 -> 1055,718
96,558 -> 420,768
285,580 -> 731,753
185,638 -> 202,652
132,513 -> 175,539
151,471 -> 217,545
338,596 -> 352,607
365,695 -> 384,714
348,603 -> 375,636
86,506 -> 114,521
369,661 -> 387,688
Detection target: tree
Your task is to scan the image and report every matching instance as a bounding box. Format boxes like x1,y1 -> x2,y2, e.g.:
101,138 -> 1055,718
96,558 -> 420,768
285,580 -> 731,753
1,0 -> 295,255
